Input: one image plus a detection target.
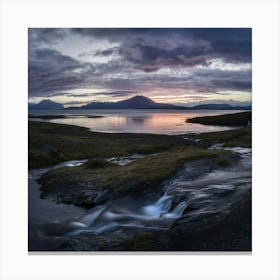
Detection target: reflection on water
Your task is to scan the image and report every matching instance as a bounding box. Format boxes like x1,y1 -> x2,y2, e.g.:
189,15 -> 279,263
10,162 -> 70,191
29,109 -> 245,134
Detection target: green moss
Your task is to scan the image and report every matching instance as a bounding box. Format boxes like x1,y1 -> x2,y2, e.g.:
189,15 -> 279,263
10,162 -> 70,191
28,121 -> 187,169
28,148 -> 65,169
40,146 -> 225,201
216,158 -> 229,167
196,127 -> 251,148
82,158 -> 114,169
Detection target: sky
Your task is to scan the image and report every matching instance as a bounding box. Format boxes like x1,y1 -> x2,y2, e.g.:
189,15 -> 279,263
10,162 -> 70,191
28,28 -> 252,107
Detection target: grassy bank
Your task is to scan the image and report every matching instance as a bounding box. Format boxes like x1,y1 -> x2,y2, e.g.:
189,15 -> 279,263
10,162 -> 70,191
39,146 -> 226,206
29,121 -> 249,206
197,127 -> 251,148
187,111 -> 251,126
28,121 -> 187,169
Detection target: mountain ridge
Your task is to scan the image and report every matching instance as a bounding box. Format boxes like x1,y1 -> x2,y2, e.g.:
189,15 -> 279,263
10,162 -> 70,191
29,96 -> 251,110
76,95 -> 186,110
29,99 -> 64,110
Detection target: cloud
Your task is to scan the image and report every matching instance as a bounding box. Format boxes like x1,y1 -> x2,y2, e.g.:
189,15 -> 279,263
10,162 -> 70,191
28,28 -> 252,101
64,100 -> 86,105
211,79 -> 252,91
70,28 -> 251,72
95,47 -> 119,56
66,90 -> 137,98
28,47 -> 96,97
178,99 -> 251,107
29,28 -> 68,47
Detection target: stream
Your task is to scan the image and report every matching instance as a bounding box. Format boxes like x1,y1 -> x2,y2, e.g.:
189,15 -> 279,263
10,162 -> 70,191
28,147 -> 251,249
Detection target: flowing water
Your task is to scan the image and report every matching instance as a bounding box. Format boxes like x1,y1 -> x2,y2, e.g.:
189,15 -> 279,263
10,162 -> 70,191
28,147 -> 251,243
163,147 -> 251,223
28,160 -> 88,225
64,147 -> 251,236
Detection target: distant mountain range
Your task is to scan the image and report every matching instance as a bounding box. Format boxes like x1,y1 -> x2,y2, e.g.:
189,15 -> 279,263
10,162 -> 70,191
29,96 -> 251,111
72,95 -> 186,110
29,99 -> 64,110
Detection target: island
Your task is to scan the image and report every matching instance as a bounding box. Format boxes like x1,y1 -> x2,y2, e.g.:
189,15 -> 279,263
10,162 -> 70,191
187,111 -> 251,126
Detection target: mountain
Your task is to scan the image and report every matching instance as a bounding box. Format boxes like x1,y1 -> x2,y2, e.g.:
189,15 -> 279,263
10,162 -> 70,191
191,103 -> 252,110
75,95 -> 186,110
69,96 -> 251,110
29,99 -> 64,110
28,97 -> 251,111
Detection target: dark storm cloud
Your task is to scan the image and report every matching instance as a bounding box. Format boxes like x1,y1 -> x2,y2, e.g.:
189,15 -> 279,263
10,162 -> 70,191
187,28 -> 252,62
29,28 -> 67,46
211,79 -> 252,91
28,47 -> 96,96
124,43 -> 210,72
96,90 -> 138,96
95,47 -> 119,56
98,67 -> 252,94
70,28 -> 251,72
78,47 -> 118,58
28,28 -> 252,99
66,93 -> 93,97
66,90 -> 137,98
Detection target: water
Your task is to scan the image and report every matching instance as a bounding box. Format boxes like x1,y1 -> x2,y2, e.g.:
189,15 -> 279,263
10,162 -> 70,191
64,147 -> 251,235
164,147 -> 251,223
65,194 -> 188,236
28,160 -> 88,225
107,153 -> 160,165
28,147 -> 251,242
29,109 -> 245,134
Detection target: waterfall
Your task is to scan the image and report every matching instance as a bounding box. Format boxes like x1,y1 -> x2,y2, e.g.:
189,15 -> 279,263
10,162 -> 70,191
142,195 -> 172,217
66,193 -> 187,236
162,201 -> 187,218
79,205 -> 107,226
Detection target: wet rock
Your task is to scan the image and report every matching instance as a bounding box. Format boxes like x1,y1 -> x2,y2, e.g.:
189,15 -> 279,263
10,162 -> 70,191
41,144 -> 58,153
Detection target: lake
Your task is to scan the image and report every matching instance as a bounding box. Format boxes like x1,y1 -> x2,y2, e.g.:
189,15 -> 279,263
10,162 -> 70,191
29,109 -> 245,135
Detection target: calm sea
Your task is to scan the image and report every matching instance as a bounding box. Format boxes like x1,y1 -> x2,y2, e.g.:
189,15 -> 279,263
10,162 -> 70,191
29,109 -> 245,135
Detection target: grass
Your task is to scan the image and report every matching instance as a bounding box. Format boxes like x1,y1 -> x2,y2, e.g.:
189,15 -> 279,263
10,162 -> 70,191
39,146 -> 226,205
187,111 -> 251,126
29,121 -> 187,169
216,158 -> 229,167
29,120 -> 250,170
29,121 -> 247,206
197,127 -> 252,148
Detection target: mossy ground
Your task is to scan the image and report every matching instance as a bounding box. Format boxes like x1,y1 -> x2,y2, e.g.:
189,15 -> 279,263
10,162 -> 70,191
39,146 -> 226,204
29,121 -> 250,206
197,127 -> 251,148
29,121 -> 187,169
